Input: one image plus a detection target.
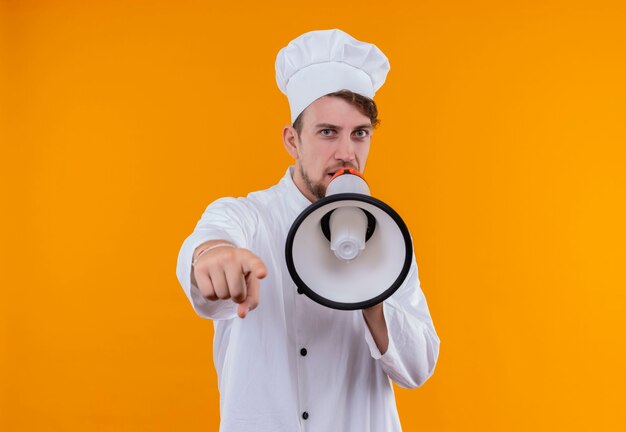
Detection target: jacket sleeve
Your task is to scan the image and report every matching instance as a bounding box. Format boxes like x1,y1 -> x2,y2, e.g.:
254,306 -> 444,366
363,256 -> 440,388
175,197 -> 257,320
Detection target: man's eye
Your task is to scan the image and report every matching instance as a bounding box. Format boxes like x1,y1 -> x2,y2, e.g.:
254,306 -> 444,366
354,130 -> 368,138
320,129 -> 333,136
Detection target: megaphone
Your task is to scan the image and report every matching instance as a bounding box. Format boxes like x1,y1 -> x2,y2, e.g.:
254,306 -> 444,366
285,168 -> 413,310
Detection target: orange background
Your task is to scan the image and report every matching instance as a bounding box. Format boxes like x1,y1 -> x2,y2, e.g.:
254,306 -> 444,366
1,0 -> 625,430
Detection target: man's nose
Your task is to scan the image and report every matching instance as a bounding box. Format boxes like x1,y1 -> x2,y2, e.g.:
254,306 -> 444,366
334,134 -> 356,162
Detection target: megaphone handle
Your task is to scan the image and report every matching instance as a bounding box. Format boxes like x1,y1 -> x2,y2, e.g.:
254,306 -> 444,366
320,208 -> 377,242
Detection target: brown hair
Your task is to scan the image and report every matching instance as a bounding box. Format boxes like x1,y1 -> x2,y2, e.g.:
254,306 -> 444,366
292,89 -> 380,137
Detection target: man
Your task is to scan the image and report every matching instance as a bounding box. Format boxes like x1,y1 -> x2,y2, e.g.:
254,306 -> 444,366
176,29 -> 440,431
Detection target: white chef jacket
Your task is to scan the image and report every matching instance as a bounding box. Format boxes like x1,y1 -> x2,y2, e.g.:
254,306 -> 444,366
176,167 -> 440,432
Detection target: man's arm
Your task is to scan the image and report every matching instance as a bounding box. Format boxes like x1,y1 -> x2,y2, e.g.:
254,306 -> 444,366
361,259 -> 440,389
176,197 -> 260,320
362,304 -> 388,354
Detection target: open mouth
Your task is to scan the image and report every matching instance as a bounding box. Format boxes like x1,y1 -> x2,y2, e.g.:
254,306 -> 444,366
326,172 -> 340,182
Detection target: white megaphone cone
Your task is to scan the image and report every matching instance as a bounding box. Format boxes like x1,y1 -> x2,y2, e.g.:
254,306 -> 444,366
285,168 -> 413,310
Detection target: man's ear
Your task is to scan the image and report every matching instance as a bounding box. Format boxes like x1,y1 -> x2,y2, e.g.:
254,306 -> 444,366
282,126 -> 299,159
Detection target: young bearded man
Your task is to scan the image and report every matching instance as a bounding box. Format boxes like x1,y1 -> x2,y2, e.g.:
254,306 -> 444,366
176,29 -> 440,432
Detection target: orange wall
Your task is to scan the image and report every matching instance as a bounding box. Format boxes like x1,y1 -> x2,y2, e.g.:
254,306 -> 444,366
1,0 -> 625,430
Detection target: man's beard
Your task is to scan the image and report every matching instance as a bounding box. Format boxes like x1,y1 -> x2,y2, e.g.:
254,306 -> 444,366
299,165 -> 327,200
299,162 -> 360,201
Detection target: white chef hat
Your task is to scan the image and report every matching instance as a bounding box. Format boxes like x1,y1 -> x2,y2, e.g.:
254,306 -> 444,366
275,29 -> 390,124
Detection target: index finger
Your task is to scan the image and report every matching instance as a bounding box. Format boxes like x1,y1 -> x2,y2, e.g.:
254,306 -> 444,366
240,252 -> 268,279
238,272 -> 261,318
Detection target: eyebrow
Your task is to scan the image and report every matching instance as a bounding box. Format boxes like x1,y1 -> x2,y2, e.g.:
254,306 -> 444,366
315,123 -> 373,130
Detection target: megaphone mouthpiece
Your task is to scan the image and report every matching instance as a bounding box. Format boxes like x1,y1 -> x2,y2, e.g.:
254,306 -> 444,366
326,170 -> 370,196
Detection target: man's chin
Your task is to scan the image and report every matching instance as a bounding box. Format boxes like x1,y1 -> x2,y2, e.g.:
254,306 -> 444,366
300,166 -> 339,200
308,180 -> 327,200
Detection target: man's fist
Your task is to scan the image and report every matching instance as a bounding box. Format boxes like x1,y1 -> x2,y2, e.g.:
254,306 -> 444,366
192,241 -> 268,318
